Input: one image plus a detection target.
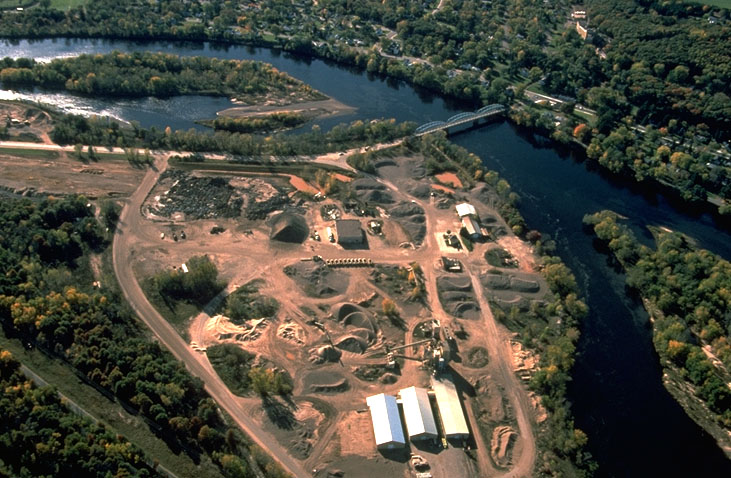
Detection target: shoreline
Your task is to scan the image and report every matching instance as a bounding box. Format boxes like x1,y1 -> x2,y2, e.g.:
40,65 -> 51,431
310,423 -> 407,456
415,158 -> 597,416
217,97 -> 356,121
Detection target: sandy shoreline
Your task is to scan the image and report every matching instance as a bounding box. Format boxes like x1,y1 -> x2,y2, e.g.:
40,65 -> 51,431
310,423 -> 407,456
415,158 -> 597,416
217,97 -> 356,121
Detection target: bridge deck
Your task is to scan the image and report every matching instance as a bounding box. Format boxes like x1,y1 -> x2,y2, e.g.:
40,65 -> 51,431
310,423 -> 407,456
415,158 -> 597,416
414,105 -> 505,136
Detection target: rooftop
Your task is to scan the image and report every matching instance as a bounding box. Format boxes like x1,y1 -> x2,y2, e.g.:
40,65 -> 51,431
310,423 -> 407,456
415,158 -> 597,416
400,386 -> 438,439
366,393 -> 406,448
335,219 -> 363,243
455,203 -> 477,218
431,375 -> 469,438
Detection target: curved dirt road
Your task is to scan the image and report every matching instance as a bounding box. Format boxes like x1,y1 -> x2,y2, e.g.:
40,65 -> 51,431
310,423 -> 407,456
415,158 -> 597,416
112,157 -> 310,478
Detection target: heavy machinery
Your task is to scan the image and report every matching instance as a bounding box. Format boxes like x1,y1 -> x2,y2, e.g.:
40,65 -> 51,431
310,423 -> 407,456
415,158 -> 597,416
381,320 -> 450,373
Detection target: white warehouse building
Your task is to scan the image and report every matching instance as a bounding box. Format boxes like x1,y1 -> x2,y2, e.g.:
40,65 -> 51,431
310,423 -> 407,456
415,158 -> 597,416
366,393 -> 406,450
399,386 -> 438,441
431,375 -> 470,440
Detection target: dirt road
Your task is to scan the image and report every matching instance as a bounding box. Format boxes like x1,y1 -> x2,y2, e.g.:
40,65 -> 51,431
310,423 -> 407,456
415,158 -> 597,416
468,271 -> 536,478
112,157 -> 311,478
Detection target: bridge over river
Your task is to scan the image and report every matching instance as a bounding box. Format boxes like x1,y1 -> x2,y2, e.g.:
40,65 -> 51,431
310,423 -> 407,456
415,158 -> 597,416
414,104 -> 506,137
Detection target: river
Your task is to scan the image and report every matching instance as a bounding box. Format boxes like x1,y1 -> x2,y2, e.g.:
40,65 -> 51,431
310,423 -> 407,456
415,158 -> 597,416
2,38 -> 730,477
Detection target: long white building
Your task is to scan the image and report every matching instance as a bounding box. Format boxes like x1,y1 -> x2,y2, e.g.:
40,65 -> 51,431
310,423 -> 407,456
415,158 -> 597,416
399,386 -> 438,441
431,375 -> 470,440
366,393 -> 406,450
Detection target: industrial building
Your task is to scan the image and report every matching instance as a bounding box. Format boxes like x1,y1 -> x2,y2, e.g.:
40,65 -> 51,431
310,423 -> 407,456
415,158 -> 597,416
455,203 -> 477,218
461,216 -> 482,240
431,375 -> 470,440
335,219 -> 364,245
366,393 -> 406,450
399,386 -> 438,441
455,202 -> 483,240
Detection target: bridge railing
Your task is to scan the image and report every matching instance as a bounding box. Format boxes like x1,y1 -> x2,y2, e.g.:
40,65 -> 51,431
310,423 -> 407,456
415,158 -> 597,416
414,104 -> 505,136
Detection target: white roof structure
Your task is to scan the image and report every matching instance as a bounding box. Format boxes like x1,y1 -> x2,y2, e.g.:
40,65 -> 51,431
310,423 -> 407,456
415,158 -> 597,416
400,386 -> 438,440
455,203 -> 477,218
431,375 -> 469,439
461,216 -> 482,238
366,393 -> 406,449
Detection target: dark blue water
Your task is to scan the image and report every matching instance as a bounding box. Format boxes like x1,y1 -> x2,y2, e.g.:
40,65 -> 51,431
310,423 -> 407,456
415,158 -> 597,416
2,38 -> 730,476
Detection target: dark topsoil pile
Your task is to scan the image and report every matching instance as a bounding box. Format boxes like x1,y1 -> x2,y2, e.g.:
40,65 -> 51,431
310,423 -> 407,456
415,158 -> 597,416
389,201 -> 426,245
269,212 -> 309,243
283,261 -> 349,298
351,178 -> 395,204
437,274 -> 481,319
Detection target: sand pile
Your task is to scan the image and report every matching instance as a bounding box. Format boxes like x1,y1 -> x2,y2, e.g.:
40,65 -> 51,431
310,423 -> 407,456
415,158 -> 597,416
269,212 -> 309,243
303,370 -> 349,394
491,426 -> 516,468
309,345 -> 342,364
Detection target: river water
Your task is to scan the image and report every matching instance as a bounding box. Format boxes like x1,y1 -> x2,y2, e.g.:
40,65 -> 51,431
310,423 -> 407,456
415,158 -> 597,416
2,38 -> 730,477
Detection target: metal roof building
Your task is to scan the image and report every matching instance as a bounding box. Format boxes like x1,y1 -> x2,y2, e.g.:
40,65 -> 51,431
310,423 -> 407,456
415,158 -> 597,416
431,375 -> 470,440
461,216 -> 482,240
455,203 -> 477,218
399,386 -> 438,440
366,393 -> 406,450
335,219 -> 363,245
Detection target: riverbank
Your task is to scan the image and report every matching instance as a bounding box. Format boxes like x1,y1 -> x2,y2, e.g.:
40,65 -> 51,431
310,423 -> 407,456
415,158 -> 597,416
583,211 -> 731,463
648,298 -> 731,460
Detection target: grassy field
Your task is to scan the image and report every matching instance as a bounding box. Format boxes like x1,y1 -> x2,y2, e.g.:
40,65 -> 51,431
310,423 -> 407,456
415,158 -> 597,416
0,147 -> 59,159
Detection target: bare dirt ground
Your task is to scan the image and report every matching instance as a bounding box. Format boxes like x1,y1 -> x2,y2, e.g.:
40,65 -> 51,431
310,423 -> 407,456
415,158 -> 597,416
0,151 -> 147,198
218,98 -> 355,121
0,101 -> 146,198
5,103 -> 548,477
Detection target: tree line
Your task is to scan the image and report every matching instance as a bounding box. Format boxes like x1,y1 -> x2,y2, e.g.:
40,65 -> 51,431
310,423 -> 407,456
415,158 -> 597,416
0,348 -> 162,478
49,110 -> 415,158
0,51 -> 325,102
584,210 -> 731,427
0,195 -> 287,478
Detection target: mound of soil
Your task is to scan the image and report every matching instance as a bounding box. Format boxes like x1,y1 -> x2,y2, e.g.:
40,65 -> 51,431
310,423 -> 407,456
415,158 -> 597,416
333,302 -> 365,321
472,183 -> 497,206
482,274 -> 511,290
389,201 -> 426,245
373,158 -> 398,168
284,262 -> 349,298
465,347 -> 490,369
331,302 -> 378,343
353,364 -> 391,382
334,334 -> 368,354
303,370 -> 349,394
510,277 -> 540,293
482,274 -> 540,293
437,274 -> 480,319
437,275 -> 474,292
309,345 -> 342,364
405,182 -> 432,199
452,301 -> 481,319
269,212 -> 309,243
351,178 -> 395,204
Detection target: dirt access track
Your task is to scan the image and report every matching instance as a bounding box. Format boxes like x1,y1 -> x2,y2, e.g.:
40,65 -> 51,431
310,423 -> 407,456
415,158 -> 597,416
108,141 -> 547,478
2,99 -> 543,477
